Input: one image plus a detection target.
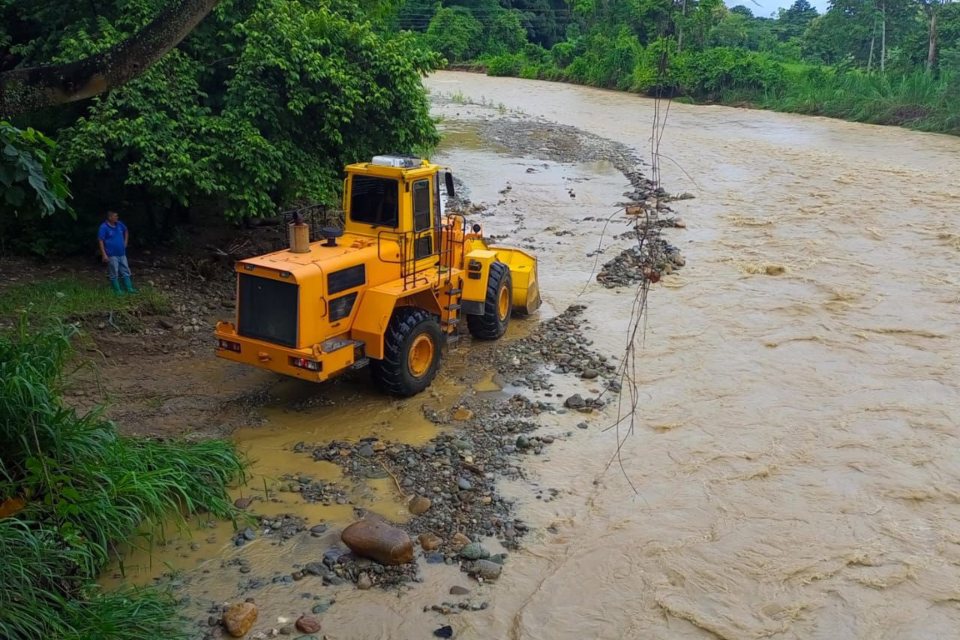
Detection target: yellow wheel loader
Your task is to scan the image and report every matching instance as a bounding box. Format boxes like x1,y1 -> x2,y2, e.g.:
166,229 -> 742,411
214,155 -> 541,396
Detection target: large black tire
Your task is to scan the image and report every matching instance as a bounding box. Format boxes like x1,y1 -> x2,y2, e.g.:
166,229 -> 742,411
467,261 -> 512,340
371,307 -> 443,397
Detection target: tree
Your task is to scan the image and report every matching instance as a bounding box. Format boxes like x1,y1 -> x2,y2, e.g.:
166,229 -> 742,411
777,0 -> 820,40
426,7 -> 484,61
0,0 -> 220,117
917,0 -> 949,70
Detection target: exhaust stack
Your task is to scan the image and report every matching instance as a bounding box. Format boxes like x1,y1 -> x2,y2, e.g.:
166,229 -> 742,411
289,222 -> 310,253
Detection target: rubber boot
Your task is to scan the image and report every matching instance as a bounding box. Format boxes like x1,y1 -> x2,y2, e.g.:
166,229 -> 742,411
122,276 -> 138,294
110,279 -> 124,296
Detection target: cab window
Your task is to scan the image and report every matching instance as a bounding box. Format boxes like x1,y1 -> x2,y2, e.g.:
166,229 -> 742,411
413,180 -> 431,231
351,176 -> 398,227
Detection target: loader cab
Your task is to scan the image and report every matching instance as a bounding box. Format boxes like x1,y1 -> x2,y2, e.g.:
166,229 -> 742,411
344,156 -> 447,263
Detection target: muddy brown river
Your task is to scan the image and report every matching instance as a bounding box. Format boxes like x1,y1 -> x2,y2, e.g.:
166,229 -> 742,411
106,72 -> 960,639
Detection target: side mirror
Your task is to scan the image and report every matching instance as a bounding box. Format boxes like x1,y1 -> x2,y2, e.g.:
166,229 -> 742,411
444,171 -> 455,198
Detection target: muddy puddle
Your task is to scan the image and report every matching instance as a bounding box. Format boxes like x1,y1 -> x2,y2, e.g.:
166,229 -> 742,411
104,73 -> 960,640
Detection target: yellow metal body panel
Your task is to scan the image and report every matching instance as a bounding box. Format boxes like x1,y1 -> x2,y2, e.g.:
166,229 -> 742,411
461,249 -> 496,304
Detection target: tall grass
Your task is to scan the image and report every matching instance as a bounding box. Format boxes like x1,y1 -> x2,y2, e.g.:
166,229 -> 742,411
0,322 -> 245,640
765,69 -> 960,134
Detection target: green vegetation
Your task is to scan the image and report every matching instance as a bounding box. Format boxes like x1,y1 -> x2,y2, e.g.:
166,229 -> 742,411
0,323 -> 245,639
396,0 -> 960,134
1,0 -> 442,253
0,277 -> 170,321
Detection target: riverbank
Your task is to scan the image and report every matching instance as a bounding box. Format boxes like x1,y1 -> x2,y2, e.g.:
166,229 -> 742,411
458,57 -> 960,136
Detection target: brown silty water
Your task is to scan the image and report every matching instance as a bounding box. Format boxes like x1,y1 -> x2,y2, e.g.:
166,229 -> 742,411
105,72 -> 960,639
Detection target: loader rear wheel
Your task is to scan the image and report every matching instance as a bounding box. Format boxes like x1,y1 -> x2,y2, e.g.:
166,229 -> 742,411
371,308 -> 443,396
467,261 -> 512,340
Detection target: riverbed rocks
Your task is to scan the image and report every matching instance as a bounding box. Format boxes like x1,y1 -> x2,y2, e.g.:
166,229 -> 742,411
223,601 -> 258,637
597,239 -> 685,289
341,518 -> 414,565
494,304 -> 617,391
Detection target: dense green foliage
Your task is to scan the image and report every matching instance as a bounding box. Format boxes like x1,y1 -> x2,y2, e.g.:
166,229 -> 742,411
0,323 -> 245,640
1,0 -> 441,253
400,0 -> 959,134
0,121 -> 70,218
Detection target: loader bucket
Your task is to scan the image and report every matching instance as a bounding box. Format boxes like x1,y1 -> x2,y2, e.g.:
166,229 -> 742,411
493,246 -> 542,315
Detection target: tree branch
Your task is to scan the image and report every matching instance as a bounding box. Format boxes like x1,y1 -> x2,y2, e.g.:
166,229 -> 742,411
0,0 -> 220,117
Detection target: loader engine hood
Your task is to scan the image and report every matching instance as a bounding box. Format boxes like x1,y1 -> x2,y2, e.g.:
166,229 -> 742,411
234,236 -> 382,349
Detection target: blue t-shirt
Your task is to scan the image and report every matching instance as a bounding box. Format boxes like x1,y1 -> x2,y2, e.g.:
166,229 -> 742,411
98,221 -> 127,257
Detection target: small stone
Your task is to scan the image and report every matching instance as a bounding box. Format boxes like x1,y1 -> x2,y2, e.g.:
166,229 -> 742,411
453,407 -> 473,421
223,602 -> 258,637
304,562 -> 325,576
279,626 -> 294,636
450,533 -> 471,550
242,527 -> 256,541
159,318 -> 175,329
577,422 -> 589,430
581,369 -> 599,380
469,559 -> 502,581
564,394 -> 586,409
515,435 -> 531,450
309,524 -> 328,536
295,615 -> 321,634
234,497 -> 253,509
433,625 -> 454,638
459,543 -> 488,561
356,572 -> 373,590
449,586 -> 470,595
408,495 -> 432,515
357,444 -> 375,457
418,533 -> 442,551
457,478 -> 472,491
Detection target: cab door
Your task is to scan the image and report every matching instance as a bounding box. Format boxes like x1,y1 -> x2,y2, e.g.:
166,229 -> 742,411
411,177 -> 437,271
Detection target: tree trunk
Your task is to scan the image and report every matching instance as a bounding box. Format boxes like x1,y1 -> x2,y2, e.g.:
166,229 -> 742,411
867,21 -> 876,72
880,2 -> 886,73
0,0 -> 220,117
677,0 -> 687,53
926,4 -> 938,72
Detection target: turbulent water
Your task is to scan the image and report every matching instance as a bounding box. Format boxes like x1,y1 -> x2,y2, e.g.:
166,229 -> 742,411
416,72 -> 960,640
106,73 -> 960,639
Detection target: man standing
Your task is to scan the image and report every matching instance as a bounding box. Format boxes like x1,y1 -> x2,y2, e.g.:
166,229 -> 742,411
97,211 -> 137,295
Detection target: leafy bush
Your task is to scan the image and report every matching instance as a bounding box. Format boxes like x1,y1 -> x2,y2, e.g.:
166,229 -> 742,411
566,28 -> 642,89
0,323 -> 246,639
486,53 -> 525,76
669,47 -> 787,99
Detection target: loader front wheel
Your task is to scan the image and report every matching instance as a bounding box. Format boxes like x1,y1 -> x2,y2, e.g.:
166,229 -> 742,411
371,308 -> 443,396
467,261 -> 512,340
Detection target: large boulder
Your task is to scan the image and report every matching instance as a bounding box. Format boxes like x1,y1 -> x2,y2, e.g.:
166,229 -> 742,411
223,601 -> 258,637
341,518 -> 413,565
